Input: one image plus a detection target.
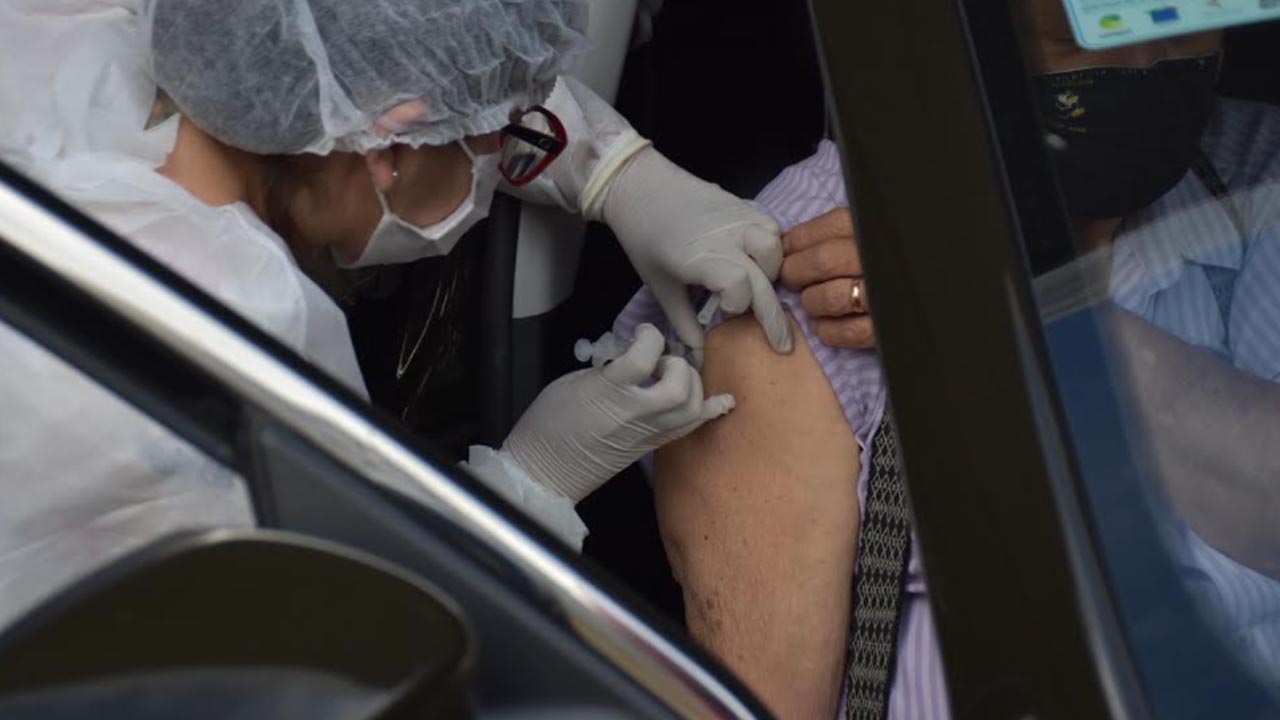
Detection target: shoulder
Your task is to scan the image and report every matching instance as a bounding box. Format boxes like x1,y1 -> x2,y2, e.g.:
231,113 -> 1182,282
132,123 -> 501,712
91,186 -> 317,350
656,313 -> 858,489
697,314 -> 857,452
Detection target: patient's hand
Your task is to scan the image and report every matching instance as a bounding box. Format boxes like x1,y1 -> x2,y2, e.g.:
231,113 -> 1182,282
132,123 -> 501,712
780,208 -> 876,349
654,313 -> 859,720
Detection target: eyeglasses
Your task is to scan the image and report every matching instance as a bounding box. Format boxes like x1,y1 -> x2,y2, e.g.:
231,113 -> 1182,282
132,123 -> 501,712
499,106 -> 568,187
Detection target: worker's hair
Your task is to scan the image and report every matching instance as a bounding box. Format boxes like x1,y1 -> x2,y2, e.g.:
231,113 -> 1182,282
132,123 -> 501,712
261,155 -> 355,303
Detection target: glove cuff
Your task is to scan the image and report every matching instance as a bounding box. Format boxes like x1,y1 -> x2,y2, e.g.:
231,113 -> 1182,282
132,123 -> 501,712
463,445 -> 589,551
580,129 -> 652,222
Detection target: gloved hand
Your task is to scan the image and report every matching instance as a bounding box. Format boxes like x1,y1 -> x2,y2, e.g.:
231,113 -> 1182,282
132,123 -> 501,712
501,324 -> 734,502
509,76 -> 792,362
602,148 -> 792,362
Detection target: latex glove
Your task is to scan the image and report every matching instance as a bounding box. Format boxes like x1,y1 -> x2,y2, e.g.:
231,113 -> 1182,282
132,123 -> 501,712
508,77 -> 792,361
602,148 -> 792,362
502,324 -> 734,502
463,445 -> 589,550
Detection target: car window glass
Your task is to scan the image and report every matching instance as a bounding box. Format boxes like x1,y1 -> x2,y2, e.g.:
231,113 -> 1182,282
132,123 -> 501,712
1012,0 -> 1280,709
0,317 -> 253,633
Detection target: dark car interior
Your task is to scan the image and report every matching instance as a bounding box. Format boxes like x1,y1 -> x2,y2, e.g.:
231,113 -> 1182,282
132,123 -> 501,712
0,531 -> 472,720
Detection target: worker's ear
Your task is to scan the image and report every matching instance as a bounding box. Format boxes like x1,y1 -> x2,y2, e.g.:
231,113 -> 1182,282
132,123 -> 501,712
364,148 -> 397,193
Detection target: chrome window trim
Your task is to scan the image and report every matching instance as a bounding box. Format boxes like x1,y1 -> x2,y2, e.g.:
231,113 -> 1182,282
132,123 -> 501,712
0,176 -> 757,720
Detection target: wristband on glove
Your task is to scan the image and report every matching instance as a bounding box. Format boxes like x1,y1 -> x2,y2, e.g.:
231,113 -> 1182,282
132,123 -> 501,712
579,129 -> 652,222
463,445 -> 590,550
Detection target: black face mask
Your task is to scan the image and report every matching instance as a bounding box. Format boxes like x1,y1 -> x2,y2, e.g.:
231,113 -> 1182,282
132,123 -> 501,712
1033,54 -> 1220,219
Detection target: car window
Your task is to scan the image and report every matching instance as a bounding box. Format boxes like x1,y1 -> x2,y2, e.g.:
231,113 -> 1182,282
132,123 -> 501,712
0,316 -> 254,632
1009,0 -> 1280,710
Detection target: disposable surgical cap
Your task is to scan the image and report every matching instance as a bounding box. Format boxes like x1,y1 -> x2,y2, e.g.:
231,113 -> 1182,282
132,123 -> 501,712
147,0 -> 590,155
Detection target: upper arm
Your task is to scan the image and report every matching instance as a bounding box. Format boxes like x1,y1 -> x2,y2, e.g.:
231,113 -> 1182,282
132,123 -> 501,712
656,314 -> 860,570
653,313 -> 860,719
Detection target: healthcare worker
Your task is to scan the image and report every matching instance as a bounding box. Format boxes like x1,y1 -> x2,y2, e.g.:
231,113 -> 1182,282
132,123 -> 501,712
0,0 -> 791,628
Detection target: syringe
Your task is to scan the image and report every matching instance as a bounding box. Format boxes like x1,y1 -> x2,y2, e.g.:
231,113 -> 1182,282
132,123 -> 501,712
574,330 -> 691,368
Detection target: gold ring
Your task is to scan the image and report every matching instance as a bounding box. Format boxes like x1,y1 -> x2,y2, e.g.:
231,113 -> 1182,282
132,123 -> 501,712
850,280 -> 865,314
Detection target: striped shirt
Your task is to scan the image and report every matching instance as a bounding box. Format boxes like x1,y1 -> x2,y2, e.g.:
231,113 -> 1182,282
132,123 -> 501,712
614,95 -> 1280,717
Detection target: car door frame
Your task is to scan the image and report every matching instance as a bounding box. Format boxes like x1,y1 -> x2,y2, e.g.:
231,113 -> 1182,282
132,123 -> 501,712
802,0 -> 1250,717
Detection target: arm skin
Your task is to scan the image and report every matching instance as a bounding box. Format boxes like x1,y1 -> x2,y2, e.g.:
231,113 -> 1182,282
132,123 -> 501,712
653,315 -> 860,720
1105,306 -> 1280,580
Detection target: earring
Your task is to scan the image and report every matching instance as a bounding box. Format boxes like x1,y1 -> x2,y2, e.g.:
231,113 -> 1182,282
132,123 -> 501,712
391,168 -> 401,185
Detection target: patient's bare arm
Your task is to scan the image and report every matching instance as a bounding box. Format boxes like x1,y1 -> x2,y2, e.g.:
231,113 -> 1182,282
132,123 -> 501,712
1105,306 -> 1280,580
654,315 -> 860,720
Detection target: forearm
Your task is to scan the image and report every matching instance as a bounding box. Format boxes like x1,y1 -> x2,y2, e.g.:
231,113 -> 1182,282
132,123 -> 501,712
1105,306 -> 1280,578
653,316 -> 859,720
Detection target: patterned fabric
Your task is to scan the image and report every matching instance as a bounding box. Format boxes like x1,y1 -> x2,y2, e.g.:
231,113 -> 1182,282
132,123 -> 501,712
844,414 -> 913,720
1190,154 -> 1244,338
1198,263 -> 1238,331
1106,98 -> 1280,683
1110,99 -> 1280,386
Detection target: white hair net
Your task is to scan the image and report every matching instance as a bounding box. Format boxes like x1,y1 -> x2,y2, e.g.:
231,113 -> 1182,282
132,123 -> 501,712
147,0 -> 590,155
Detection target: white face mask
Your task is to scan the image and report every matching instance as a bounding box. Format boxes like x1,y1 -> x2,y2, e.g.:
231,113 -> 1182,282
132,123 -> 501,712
341,140 -> 502,268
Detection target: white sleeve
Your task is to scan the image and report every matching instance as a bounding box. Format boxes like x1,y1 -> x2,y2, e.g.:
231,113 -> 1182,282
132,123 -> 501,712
0,325 -> 255,631
462,445 -> 589,552
502,75 -> 651,221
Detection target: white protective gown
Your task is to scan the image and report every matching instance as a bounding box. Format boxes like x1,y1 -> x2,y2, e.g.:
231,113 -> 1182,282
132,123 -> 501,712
0,0 -> 586,630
